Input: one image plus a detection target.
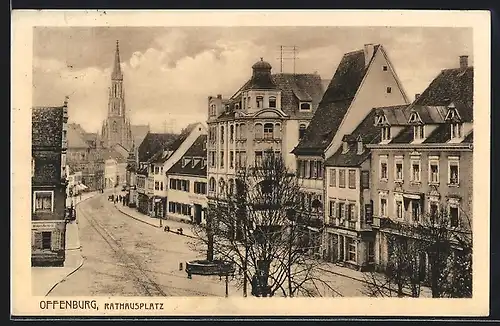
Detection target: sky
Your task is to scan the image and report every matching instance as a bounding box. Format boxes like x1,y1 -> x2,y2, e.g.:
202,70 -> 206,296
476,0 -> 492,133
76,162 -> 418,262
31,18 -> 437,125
32,26 -> 473,134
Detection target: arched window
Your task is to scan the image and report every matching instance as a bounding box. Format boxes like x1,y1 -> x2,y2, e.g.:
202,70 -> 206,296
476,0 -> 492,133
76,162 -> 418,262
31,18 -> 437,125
274,123 -> 281,139
269,96 -> 277,108
219,178 -> 226,194
220,126 -> 225,144
112,121 -> 118,132
256,96 -> 264,108
209,177 -> 216,192
240,123 -> 246,139
255,123 -> 263,139
263,123 -> 274,139
299,123 -> 307,140
228,179 -> 234,195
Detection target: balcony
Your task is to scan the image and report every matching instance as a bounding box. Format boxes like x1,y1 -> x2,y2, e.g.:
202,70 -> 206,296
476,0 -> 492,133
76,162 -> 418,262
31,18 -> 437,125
253,137 -> 282,144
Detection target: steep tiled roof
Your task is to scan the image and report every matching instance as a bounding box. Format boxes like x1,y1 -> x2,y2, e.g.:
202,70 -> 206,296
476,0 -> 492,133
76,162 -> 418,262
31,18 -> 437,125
167,135 -> 207,177
325,109 -> 380,167
390,126 -> 414,144
138,132 -> 178,163
409,105 -> 448,124
409,66 -> 473,122
376,105 -> 410,125
293,48 -> 376,155
101,148 -> 127,163
150,123 -> 202,164
32,106 -> 64,148
463,131 -> 473,143
422,124 -> 451,143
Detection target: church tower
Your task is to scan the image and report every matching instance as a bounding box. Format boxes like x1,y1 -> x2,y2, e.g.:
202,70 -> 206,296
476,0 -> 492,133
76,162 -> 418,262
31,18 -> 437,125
101,40 -> 133,150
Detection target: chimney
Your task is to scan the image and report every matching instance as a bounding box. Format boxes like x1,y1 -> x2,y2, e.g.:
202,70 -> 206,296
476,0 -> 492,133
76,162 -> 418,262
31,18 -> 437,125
415,93 -> 421,101
363,44 -> 375,67
459,55 -> 469,69
217,94 -> 222,99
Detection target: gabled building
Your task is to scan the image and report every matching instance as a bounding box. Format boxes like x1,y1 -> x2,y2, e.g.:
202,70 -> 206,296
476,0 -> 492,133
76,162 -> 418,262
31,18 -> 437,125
323,106 -> 408,271
31,99 -> 69,267
366,56 -> 473,277
292,44 -> 410,256
146,123 -> 207,218
207,58 -> 324,201
166,134 -> 208,224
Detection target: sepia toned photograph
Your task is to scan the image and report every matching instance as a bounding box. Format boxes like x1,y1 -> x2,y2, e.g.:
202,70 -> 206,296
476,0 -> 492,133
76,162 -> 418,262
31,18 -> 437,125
12,10 -> 490,317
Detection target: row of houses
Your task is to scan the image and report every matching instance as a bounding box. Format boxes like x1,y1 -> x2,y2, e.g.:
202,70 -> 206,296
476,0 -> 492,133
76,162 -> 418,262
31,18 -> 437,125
203,44 -> 473,274
127,125 -> 209,224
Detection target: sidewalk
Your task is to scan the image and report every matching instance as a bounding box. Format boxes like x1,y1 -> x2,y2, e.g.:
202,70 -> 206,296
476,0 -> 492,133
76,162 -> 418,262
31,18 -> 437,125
115,204 -> 197,238
31,192 -> 97,296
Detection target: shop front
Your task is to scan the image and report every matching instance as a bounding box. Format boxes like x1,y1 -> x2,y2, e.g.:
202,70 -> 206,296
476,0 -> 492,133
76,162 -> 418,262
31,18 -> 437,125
31,220 -> 66,267
324,228 -> 375,271
151,196 -> 166,218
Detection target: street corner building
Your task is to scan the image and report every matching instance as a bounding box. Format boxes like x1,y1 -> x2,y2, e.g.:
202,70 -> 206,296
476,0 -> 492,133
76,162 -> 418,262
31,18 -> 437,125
366,55 -> 473,280
206,57 -> 325,202
31,99 -> 69,267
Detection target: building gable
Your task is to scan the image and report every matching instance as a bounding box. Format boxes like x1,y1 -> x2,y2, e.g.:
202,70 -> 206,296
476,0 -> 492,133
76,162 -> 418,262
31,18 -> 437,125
324,45 -> 409,159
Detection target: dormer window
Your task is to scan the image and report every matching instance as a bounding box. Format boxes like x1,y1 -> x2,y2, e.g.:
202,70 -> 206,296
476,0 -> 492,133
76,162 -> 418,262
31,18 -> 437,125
381,126 -> 391,141
300,102 -> 312,111
451,122 -> 463,139
256,96 -> 264,108
342,141 -> 349,154
413,125 -> 425,140
235,103 -> 240,110
225,105 -> 230,113
210,104 -> 216,117
269,96 -> 276,108
182,158 -> 191,168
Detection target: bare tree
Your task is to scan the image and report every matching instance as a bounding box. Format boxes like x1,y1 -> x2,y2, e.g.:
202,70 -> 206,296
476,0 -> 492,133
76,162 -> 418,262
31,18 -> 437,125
363,204 -> 472,298
190,150 -> 340,297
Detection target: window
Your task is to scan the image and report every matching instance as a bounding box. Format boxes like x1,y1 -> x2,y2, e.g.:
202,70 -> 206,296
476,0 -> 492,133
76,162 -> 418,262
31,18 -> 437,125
220,126 -> 225,144
381,126 -> 391,141
449,205 -> 459,228
219,178 -> 226,194
256,96 -> 263,108
305,160 -> 311,178
269,96 -> 276,108
247,97 -> 251,108
329,200 -> 335,218
274,123 -> 281,139
386,87 -> 392,94
229,151 -> 234,168
220,151 -> 224,168
300,102 -> 311,111
112,121 -> 117,132
414,125 -> 425,140
382,65 -> 388,71
41,231 -> 52,250
263,123 -> 274,139
429,202 -> 438,222
230,125 -> 234,142
154,181 -> 159,190
451,123 -> 463,139
339,169 -> 346,188
347,203 -> 356,221
380,197 -> 387,217
448,158 -> 460,185
361,170 -> 370,189
395,199 -> 403,219
347,238 -> 356,262
429,158 -> 440,184
380,161 -> 388,181
194,182 -> 207,194
329,169 -> 336,187
338,203 -> 345,219
395,159 -> 403,182
154,166 -> 159,174
348,169 -> 356,189
411,200 -> 420,223
209,151 -> 216,167
255,151 -> 263,167
34,191 -> 53,213
235,103 -> 240,110
317,161 -> 324,179
311,161 -> 317,179
209,177 -> 216,193
255,123 -> 263,139
299,124 -> 307,140
411,159 -> 421,182
239,123 -> 246,139
210,104 -> 216,116
160,182 -> 163,191
228,179 -> 235,195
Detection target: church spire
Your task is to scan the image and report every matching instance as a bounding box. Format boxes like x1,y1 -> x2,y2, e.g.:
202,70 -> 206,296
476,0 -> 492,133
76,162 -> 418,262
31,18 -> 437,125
112,40 -> 123,80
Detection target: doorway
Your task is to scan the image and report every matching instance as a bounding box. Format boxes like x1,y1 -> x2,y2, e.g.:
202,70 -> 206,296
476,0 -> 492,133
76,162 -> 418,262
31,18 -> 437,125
194,204 -> 202,224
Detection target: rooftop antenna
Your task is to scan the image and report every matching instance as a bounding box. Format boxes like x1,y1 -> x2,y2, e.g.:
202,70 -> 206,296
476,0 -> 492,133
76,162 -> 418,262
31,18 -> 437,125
277,45 -> 299,74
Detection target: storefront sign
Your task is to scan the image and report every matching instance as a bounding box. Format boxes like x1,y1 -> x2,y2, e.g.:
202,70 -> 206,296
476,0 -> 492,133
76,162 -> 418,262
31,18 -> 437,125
32,220 -> 65,231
